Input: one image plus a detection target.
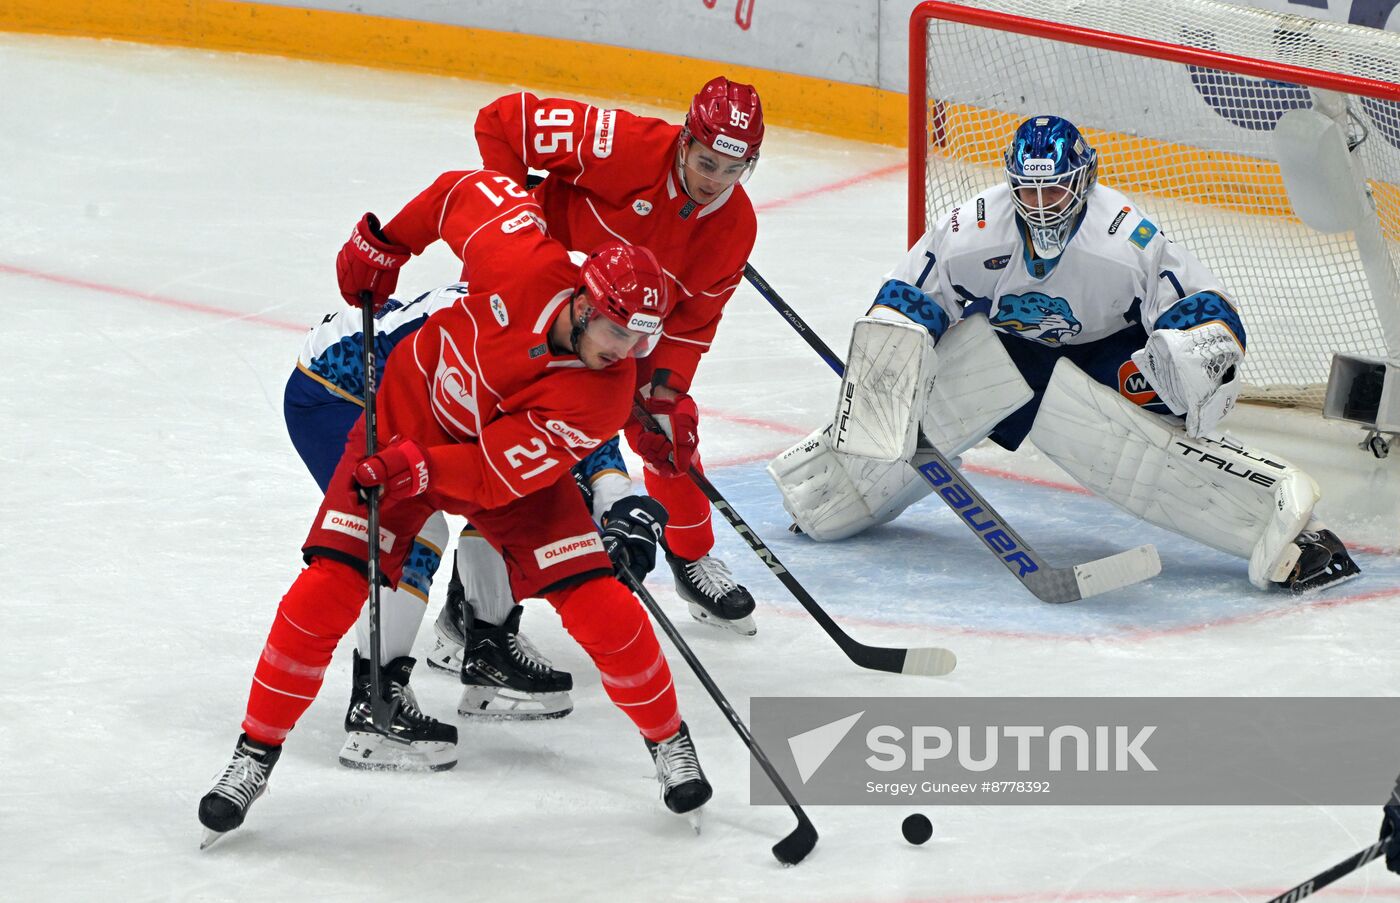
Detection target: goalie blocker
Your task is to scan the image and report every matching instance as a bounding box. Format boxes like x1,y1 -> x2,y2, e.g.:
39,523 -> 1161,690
770,313 -> 1359,594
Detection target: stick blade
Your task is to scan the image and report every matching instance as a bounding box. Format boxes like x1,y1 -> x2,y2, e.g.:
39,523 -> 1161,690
1072,545 -> 1160,599
772,815 -> 818,866
901,646 -> 958,677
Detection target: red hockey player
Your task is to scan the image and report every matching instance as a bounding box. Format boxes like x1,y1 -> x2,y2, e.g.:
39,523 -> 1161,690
351,77 -> 765,638
197,170 -> 710,849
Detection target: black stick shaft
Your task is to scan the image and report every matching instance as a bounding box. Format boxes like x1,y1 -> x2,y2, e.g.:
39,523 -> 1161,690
1262,776 -> 1399,902
618,563 -> 816,865
360,297 -> 391,730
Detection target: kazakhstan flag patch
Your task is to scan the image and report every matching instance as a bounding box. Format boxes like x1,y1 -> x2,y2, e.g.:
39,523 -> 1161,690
1129,219 -> 1158,249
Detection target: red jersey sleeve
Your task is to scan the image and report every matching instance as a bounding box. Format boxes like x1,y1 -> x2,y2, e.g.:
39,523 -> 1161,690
475,92 -> 672,206
425,369 -> 632,509
643,200 -> 757,393
381,169 -> 565,288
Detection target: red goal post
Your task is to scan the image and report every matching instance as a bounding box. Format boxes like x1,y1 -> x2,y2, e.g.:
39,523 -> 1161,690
908,0 -> 1400,411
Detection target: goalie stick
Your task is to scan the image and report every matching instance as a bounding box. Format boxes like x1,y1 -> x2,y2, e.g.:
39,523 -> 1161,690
618,561 -> 818,866
632,401 -> 956,677
742,263 -> 1160,604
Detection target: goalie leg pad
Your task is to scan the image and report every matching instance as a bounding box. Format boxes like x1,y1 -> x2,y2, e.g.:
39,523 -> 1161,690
920,314 -> 1034,458
1029,359 -> 1320,589
831,315 -> 936,462
767,426 -> 931,541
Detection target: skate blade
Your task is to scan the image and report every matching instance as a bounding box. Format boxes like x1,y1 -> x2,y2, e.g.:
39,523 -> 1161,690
457,687 -> 573,720
200,828 -> 229,850
687,602 -> 757,636
338,733 -> 457,771
424,637 -> 464,673
687,811 -> 702,836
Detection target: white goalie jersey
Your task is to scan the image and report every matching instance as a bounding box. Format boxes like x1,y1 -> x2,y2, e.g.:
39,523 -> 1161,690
893,183 -> 1231,347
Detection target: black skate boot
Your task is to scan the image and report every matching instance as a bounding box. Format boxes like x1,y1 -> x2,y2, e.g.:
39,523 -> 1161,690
339,654 -> 458,771
667,552 -> 757,636
426,569 -> 468,672
198,733 -> 282,849
458,604 -> 573,720
1281,529 -> 1361,594
645,721 -> 712,817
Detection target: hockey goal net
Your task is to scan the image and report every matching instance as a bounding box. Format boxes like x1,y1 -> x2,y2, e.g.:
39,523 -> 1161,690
910,0 -> 1400,409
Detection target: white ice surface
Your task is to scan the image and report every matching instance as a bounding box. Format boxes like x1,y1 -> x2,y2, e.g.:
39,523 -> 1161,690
5,34 -> 1400,903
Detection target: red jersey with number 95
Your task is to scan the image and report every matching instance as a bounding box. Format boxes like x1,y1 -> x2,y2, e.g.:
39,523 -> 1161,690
376,170 -> 633,510
469,92 -> 757,394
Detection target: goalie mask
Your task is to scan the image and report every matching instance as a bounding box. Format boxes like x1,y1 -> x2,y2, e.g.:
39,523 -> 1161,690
1005,115 -> 1098,259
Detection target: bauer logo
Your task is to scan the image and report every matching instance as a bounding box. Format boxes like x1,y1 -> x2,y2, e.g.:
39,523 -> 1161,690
712,134 -> 749,158
594,110 -> 615,158
533,533 -> 603,568
750,698 -> 1400,806
320,511 -> 396,553
546,419 -> 601,450
915,458 -> 1037,577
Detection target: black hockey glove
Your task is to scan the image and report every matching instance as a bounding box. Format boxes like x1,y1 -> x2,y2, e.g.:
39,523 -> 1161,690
600,495 -> 668,579
1381,792 -> 1400,874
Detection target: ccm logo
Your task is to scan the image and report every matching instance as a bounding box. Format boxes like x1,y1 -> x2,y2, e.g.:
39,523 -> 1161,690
321,511 -> 397,553
711,134 -> 748,158
534,533 -> 603,568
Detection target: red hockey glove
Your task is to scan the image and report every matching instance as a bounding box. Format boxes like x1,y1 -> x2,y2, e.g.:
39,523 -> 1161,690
353,437 -> 431,507
625,393 -> 699,477
336,213 -> 411,310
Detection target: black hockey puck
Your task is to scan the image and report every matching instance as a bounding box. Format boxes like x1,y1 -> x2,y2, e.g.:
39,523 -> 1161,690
901,813 -> 933,845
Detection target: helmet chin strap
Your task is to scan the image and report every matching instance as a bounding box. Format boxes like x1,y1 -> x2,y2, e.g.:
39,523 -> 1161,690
562,292 -> 590,355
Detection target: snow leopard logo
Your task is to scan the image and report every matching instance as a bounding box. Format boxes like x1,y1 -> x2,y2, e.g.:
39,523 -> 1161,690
991,292 -> 1083,345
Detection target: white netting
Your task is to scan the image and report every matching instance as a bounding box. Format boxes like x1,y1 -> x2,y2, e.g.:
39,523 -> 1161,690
913,0 -> 1400,407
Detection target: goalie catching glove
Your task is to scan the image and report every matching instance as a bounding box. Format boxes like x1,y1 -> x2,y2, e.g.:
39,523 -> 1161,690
600,495 -> 669,577
1130,321 -> 1243,437
354,437 -> 430,507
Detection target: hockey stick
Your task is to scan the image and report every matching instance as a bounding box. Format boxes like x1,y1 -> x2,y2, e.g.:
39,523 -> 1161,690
632,401 -> 956,677
742,263 -> 1160,604
359,295 -> 396,731
1261,778 -> 1399,902
617,561 -> 818,866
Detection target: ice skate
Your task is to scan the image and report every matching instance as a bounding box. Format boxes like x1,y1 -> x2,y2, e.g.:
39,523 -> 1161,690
425,574 -> 468,673
458,604 -> 573,720
667,553 -> 757,636
339,654 -> 457,771
645,721 -> 712,822
198,734 -> 282,849
1280,529 -> 1361,594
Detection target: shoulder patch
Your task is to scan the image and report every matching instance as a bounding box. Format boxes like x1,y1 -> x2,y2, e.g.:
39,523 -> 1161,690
1128,219 -> 1158,249
1108,206 -> 1131,235
632,199 -> 652,216
593,109 -> 615,158
983,255 -> 1010,270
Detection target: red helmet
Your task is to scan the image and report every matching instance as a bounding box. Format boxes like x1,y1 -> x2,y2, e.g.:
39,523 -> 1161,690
578,242 -> 670,341
684,76 -> 764,162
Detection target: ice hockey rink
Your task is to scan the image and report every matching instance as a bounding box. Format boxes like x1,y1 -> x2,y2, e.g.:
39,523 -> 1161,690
7,32 -> 1400,901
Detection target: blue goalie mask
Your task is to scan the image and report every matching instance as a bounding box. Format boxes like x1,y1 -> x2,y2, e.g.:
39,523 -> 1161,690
1005,115 -> 1098,259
